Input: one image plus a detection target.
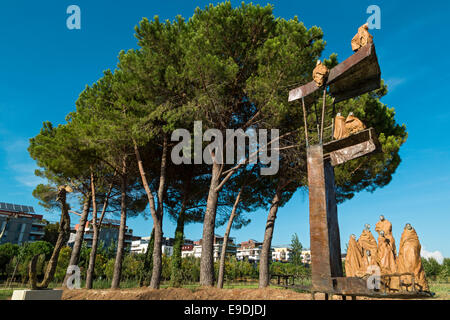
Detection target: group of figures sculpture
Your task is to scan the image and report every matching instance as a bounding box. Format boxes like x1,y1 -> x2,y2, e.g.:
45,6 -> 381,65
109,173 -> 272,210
345,216 -> 429,293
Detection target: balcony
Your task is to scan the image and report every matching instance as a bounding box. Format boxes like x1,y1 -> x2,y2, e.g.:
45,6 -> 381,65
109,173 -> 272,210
32,221 -> 47,227
30,230 -> 45,236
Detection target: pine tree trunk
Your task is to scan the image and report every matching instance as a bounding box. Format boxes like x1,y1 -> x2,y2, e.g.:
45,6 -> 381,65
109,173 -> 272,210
111,158 -> 127,289
170,204 -> 186,287
63,196 -> 90,287
38,187 -> 71,289
85,223 -> 99,289
150,220 -> 163,289
200,161 -> 221,287
217,187 -> 243,289
259,187 -> 282,288
86,171 -> 113,289
149,137 -> 168,289
140,228 -> 154,287
134,137 -> 168,289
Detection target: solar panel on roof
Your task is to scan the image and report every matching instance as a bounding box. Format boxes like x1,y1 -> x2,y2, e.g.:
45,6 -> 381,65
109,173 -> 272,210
0,203 -> 36,213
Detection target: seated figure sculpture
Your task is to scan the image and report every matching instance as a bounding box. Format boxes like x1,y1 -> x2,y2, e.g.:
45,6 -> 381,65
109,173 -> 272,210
345,234 -> 364,277
345,112 -> 366,135
375,215 -> 396,255
334,113 -> 348,140
351,23 -> 373,52
312,60 -> 329,87
358,224 -> 379,273
360,250 -> 378,278
397,224 -> 429,292
377,230 -> 399,291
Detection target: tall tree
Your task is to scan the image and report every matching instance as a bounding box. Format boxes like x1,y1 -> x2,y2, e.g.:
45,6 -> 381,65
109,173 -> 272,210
290,233 -> 303,266
29,121 -> 93,288
117,15 -> 192,289
69,71 -> 147,289
182,2 -> 285,287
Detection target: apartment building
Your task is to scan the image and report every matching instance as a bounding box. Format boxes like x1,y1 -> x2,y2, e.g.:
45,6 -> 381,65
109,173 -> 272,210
236,239 -> 264,263
182,235 -> 238,261
0,203 -> 45,245
301,250 -> 312,264
131,237 -> 193,256
68,218 -> 135,250
272,247 -> 291,262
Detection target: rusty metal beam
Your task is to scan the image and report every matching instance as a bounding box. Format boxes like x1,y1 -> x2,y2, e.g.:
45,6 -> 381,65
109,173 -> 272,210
323,128 -> 382,166
288,42 -> 381,105
307,145 -> 343,292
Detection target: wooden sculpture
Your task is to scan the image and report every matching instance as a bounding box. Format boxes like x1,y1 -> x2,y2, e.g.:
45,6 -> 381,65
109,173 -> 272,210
345,234 -> 364,277
377,231 -> 399,291
345,112 -> 366,135
397,224 -> 429,292
351,23 -> 373,52
312,60 -> 329,87
358,224 -> 379,269
333,113 -> 348,140
375,215 -> 396,255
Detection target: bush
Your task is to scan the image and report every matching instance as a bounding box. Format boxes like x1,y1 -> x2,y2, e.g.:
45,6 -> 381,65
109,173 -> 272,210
422,257 -> 443,280
54,246 -> 72,282
0,243 -> 20,273
22,241 -> 54,260
104,258 -> 115,280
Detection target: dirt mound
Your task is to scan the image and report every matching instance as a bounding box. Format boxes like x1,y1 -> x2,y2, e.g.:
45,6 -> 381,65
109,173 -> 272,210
63,287 -> 318,300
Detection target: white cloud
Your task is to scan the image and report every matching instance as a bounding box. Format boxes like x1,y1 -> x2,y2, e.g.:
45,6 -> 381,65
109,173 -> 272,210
1,136 -> 43,189
386,77 -> 406,91
421,247 -> 444,264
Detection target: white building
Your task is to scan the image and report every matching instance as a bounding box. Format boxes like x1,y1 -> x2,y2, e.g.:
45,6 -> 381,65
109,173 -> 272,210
301,250 -> 311,264
236,239 -> 263,263
131,237 -> 187,256
131,237 -> 150,254
181,235 -> 238,261
272,247 -> 291,262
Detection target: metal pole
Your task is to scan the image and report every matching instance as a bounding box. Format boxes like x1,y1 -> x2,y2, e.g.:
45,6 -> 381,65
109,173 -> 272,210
301,97 -> 309,147
320,88 -> 327,144
331,100 -> 336,140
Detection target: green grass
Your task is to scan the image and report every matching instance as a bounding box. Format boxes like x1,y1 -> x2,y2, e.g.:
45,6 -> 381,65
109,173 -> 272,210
429,282 -> 450,300
0,289 -> 14,300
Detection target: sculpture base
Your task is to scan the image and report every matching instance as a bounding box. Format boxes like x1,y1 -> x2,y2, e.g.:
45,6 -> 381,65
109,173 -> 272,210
11,289 -> 63,300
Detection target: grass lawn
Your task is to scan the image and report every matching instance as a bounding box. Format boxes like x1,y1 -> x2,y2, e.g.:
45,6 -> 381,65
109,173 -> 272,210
429,282 -> 450,300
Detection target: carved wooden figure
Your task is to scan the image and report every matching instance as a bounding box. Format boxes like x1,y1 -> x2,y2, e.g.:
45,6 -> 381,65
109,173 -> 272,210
345,234 -> 364,277
351,23 -> 373,52
345,112 -> 366,135
397,224 -> 429,292
312,60 -> 329,87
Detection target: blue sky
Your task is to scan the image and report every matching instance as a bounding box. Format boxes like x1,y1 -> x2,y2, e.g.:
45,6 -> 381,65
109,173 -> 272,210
1,1 -> 449,258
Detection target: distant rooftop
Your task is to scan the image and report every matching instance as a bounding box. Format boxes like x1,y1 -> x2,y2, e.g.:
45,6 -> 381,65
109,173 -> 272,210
0,202 -> 35,214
